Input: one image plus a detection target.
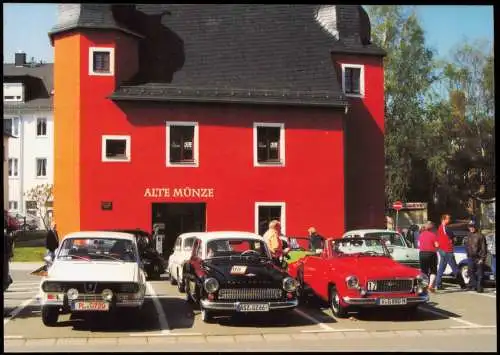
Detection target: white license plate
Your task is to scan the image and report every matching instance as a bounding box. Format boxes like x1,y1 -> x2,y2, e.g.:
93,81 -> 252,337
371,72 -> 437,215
489,275 -> 495,281
236,303 -> 270,312
378,298 -> 407,306
72,301 -> 109,311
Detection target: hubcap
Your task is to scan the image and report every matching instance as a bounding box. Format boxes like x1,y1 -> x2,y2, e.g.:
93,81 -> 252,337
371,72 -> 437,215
331,291 -> 339,313
462,267 -> 470,284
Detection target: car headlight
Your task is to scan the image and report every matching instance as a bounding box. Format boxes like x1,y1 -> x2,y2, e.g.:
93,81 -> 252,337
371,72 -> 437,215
345,276 -> 359,289
203,278 -> 219,293
67,288 -> 79,300
41,282 -> 63,292
282,277 -> 297,292
102,288 -> 113,301
416,273 -> 429,287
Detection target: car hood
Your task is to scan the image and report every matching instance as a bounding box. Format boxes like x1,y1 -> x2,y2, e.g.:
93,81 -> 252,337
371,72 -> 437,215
202,259 -> 286,283
331,256 -> 419,280
48,261 -> 139,282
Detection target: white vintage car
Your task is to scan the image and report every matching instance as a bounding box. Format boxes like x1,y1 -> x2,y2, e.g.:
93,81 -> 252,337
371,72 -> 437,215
38,231 -> 147,326
342,229 -> 420,269
167,232 -> 199,292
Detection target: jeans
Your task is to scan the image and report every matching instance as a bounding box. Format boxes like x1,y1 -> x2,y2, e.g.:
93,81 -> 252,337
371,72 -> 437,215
467,258 -> 484,290
491,255 -> 496,275
436,251 -> 461,288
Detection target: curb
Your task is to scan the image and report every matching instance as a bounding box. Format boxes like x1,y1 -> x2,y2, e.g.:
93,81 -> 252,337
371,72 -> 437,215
4,327 -> 497,347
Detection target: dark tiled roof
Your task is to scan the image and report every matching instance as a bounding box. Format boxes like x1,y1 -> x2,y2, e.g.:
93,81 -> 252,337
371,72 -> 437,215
3,63 -> 53,113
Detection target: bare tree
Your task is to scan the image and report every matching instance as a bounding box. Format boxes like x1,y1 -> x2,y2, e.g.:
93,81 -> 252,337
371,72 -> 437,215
24,184 -> 53,231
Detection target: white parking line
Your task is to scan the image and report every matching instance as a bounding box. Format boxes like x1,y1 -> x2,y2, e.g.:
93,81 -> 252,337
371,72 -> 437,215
301,328 -> 366,333
293,308 -> 335,332
4,298 -> 35,326
129,332 -> 203,337
419,306 -> 483,328
4,335 -> 24,339
450,325 -> 496,329
145,282 -> 171,335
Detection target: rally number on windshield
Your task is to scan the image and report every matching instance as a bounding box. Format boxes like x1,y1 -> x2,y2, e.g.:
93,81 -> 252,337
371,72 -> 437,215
230,266 -> 247,275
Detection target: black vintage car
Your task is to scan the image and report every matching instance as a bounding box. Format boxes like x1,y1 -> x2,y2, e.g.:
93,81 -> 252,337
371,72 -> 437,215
182,232 -> 299,323
112,229 -> 166,280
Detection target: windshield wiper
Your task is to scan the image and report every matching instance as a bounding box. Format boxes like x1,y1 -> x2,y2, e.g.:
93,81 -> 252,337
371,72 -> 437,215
88,252 -> 125,262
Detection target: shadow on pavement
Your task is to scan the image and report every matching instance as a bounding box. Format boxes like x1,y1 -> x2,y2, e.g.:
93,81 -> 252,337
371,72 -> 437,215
349,304 -> 463,322
159,298 -> 196,330
4,305 -> 40,320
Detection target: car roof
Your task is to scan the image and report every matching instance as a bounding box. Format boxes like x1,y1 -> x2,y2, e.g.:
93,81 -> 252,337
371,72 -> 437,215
63,231 -> 136,241
177,232 -> 202,239
344,229 -> 400,234
196,231 -> 262,243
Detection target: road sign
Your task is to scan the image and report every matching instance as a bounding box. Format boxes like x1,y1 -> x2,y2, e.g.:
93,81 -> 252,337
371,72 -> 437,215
392,201 -> 403,211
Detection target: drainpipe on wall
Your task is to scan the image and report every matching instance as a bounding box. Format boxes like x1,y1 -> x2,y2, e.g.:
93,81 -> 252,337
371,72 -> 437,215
19,108 -> 25,217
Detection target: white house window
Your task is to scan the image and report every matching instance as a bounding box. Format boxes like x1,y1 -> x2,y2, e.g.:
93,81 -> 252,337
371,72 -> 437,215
8,201 -> 18,211
255,202 -> 286,236
102,135 -> 131,162
3,83 -> 24,102
4,117 -> 20,136
89,47 -> 115,76
341,64 -> 364,97
166,122 -> 199,167
8,158 -> 18,177
36,158 -> 47,177
253,123 -> 285,167
36,118 -> 47,136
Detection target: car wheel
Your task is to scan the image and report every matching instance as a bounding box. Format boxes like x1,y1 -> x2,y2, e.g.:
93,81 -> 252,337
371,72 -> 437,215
177,271 -> 185,293
170,271 -> 177,285
460,265 -> 471,285
41,306 -> 59,326
329,285 -> 348,318
201,307 -> 214,323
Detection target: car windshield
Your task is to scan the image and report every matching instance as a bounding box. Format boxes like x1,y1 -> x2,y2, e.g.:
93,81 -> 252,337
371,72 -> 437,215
57,237 -> 137,262
332,238 -> 390,257
184,237 -> 195,251
364,232 -> 406,247
206,238 -> 270,259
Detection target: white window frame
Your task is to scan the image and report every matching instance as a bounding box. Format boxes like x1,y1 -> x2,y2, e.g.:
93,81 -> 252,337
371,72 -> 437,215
8,201 -> 18,211
341,63 -> 365,98
101,135 -> 131,162
4,117 -> 20,137
255,202 -> 286,235
3,83 -> 24,102
36,157 -> 48,178
89,47 -> 115,76
166,121 -> 199,168
253,122 -> 285,167
8,158 -> 19,178
36,117 -> 47,137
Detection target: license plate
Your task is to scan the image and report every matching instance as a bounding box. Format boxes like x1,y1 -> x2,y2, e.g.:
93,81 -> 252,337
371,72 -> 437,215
72,301 -> 109,311
489,275 -> 495,281
378,298 -> 407,306
230,266 -> 247,275
236,303 -> 270,312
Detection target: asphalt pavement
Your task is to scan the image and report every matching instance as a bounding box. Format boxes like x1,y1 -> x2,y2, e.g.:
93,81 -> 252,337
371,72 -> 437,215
4,262 -> 497,352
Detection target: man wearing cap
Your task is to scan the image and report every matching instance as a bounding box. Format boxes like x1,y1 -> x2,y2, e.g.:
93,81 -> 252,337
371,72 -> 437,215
465,220 -> 487,293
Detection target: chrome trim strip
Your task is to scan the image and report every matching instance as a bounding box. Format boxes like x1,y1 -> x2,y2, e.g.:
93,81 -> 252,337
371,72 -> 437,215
200,299 -> 298,310
342,295 -> 428,305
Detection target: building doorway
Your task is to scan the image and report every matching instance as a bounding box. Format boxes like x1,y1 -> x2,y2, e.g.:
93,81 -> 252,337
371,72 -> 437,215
151,203 -> 206,257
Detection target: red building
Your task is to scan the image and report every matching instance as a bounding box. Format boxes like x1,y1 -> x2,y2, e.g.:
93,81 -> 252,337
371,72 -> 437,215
49,4 -> 385,255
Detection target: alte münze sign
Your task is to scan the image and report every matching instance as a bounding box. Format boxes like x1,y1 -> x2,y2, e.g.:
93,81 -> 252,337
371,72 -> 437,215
144,187 -> 215,198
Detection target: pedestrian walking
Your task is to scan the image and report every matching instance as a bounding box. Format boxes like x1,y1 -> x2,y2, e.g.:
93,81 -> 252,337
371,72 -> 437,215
3,213 -> 14,291
485,232 -> 495,276
45,223 -> 59,262
417,221 -> 439,292
263,220 -> 283,267
435,214 -> 466,290
465,220 -> 488,293
308,227 -> 325,250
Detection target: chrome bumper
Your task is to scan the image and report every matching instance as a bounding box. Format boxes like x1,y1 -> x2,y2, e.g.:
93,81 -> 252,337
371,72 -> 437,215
38,293 -> 144,308
342,294 -> 429,305
200,299 -> 298,311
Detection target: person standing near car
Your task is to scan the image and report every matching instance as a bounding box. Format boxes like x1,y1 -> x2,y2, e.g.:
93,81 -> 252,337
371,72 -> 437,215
417,221 -> 439,292
308,227 -> 325,250
263,220 -> 283,266
435,214 -> 466,290
465,220 -> 488,293
45,223 -> 59,262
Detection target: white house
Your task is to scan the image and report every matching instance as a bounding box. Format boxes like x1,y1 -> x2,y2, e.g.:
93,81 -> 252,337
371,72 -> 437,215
3,52 -> 54,227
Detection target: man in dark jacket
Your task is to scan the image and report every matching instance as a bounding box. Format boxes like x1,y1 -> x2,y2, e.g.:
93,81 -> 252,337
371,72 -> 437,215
465,220 -> 487,293
46,223 -> 59,261
308,227 -> 325,251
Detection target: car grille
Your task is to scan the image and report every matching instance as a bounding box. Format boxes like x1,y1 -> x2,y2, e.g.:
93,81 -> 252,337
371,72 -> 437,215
367,279 -> 414,293
44,282 -> 138,293
218,288 -> 282,300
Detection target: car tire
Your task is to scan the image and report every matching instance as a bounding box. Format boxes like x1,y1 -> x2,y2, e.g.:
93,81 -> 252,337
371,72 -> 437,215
460,265 -> 471,285
170,272 -> 177,285
329,285 -> 348,319
177,271 -> 185,293
41,306 -> 59,326
201,307 -> 214,323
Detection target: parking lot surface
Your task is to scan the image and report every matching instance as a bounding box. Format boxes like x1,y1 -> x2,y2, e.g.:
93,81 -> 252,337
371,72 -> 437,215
4,264 -> 497,351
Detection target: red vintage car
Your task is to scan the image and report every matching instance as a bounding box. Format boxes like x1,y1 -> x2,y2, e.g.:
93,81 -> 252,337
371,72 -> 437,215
288,237 -> 430,318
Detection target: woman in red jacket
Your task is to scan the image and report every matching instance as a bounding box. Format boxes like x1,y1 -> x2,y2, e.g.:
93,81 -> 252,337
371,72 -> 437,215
418,221 -> 439,292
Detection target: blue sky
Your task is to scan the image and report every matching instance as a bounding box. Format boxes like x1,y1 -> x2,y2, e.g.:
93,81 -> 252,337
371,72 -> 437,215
2,4 -> 494,63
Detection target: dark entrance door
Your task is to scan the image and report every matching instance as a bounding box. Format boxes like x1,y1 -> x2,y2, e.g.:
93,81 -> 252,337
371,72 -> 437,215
151,203 -> 206,257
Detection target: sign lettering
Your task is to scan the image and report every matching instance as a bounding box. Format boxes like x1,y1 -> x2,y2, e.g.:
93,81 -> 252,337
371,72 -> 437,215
144,187 -> 215,199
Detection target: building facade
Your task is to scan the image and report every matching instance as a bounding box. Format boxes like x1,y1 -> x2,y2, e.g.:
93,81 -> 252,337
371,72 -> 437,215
50,4 -> 385,255
3,53 -> 54,226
